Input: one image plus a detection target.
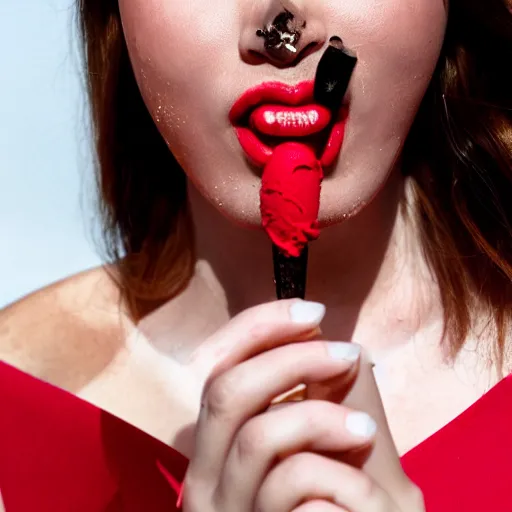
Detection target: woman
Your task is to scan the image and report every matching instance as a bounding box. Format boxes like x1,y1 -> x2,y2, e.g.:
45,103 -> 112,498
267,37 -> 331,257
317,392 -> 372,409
1,0 -> 512,510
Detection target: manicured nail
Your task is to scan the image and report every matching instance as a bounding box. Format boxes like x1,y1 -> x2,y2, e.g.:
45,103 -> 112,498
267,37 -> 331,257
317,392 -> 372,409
289,301 -> 326,325
345,412 -> 377,438
327,342 -> 360,362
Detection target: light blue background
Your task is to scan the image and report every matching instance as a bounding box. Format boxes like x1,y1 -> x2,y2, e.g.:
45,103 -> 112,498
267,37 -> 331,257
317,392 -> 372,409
0,0 -> 102,307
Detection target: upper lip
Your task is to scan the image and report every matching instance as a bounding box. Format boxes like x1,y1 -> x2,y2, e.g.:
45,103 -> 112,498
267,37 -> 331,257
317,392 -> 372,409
229,80 -> 317,125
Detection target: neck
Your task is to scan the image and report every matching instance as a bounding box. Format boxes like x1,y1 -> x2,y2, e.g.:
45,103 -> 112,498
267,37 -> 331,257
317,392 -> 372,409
188,171 -> 444,361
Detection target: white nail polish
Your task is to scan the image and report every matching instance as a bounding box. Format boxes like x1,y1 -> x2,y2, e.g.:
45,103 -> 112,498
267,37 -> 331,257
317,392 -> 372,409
345,412 -> 377,438
327,342 -> 360,361
289,301 -> 326,324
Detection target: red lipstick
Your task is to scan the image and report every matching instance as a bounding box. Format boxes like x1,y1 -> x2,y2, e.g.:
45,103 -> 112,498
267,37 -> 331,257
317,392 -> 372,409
229,81 -> 348,168
229,81 -> 316,123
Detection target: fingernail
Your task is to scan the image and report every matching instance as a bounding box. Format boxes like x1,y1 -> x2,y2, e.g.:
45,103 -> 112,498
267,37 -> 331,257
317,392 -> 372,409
289,301 -> 326,325
327,342 -> 360,362
345,412 -> 377,438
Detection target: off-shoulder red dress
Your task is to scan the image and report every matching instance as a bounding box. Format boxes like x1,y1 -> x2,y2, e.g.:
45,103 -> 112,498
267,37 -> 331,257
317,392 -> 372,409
1,361 -> 511,511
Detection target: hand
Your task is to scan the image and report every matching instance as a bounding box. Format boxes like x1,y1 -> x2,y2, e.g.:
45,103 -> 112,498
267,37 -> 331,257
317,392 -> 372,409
183,300 -> 424,512
301,349 -> 425,512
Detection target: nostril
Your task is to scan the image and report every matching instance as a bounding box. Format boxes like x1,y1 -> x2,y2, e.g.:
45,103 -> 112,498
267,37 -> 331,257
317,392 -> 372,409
282,41 -> 323,68
245,49 -> 268,65
296,41 -> 323,62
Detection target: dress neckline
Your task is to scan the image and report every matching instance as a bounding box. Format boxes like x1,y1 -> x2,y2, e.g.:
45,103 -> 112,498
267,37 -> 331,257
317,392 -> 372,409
2,361 -> 510,459
401,373 -> 512,459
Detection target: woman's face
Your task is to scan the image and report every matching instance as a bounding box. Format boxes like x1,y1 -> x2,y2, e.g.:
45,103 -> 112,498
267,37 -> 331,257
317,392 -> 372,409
119,0 -> 447,226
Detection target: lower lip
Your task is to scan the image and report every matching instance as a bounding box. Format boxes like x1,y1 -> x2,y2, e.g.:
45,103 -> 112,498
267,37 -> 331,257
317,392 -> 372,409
234,109 -> 348,168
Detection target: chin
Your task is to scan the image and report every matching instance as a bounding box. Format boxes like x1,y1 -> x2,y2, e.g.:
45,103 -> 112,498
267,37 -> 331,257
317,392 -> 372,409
185,128 -> 402,231
315,137 -> 404,225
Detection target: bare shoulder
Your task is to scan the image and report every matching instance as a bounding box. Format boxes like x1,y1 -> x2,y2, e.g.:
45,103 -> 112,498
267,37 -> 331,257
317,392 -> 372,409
0,266 -> 126,391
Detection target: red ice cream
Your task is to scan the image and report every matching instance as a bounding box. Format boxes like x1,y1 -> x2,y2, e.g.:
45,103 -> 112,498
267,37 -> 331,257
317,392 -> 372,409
260,142 -> 323,258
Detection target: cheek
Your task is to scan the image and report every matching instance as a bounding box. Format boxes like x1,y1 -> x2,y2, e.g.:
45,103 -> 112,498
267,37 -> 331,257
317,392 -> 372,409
326,0 -> 447,53
335,0 -> 447,165
118,0 -> 236,151
318,0 -> 447,221
119,0 -> 235,62
336,0 -> 447,110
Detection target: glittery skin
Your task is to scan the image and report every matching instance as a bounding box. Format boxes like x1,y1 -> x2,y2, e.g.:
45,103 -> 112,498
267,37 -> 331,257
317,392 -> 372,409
118,0 -> 447,228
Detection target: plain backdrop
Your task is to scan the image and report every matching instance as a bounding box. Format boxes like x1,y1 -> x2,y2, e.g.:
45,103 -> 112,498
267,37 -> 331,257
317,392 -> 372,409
0,0 -> 102,307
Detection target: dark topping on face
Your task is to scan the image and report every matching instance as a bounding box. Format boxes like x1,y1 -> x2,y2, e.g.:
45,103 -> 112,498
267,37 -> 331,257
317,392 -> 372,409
328,35 -> 344,51
256,9 -> 306,54
314,36 -> 357,112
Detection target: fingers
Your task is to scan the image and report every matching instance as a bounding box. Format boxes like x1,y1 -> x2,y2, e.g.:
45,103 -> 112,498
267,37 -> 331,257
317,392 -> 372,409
191,341 -> 360,479
217,401 -> 375,509
190,299 -> 326,379
309,347 -> 407,493
256,452 -> 396,512
340,350 -> 408,496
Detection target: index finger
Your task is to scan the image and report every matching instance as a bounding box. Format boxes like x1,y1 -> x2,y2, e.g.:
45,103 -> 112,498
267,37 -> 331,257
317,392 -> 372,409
189,299 -> 326,381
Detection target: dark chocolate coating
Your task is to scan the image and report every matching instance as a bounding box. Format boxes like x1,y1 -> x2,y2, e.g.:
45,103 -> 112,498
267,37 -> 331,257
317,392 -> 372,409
273,244 -> 308,299
256,8 -> 306,57
314,40 -> 357,112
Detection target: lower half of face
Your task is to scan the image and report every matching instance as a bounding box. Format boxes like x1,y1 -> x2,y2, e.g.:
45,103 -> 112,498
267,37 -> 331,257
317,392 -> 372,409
119,0 -> 447,227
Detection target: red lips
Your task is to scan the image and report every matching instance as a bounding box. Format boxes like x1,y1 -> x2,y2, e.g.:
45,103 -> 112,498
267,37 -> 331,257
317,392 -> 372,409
229,80 -> 348,168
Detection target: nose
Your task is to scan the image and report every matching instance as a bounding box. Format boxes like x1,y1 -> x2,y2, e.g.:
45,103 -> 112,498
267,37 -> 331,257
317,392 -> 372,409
239,0 -> 327,68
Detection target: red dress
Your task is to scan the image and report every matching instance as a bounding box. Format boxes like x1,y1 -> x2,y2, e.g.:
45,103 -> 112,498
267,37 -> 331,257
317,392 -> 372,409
1,360 -> 511,511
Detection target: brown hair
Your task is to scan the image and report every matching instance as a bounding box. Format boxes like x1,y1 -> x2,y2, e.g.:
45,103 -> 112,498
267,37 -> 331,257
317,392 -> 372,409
404,0 -> 512,368
78,0 -> 195,319
78,1 -> 512,364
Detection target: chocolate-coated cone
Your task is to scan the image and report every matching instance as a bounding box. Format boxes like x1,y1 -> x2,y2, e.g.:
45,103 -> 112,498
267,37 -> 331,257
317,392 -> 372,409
272,244 -> 308,299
